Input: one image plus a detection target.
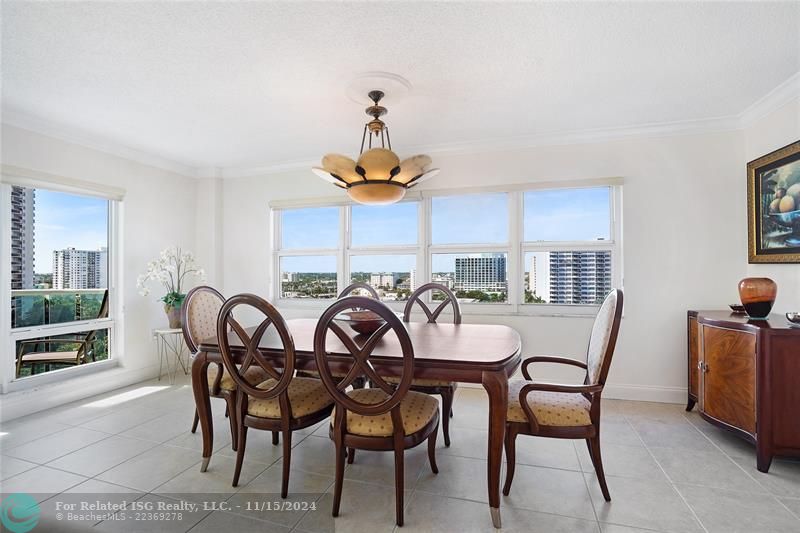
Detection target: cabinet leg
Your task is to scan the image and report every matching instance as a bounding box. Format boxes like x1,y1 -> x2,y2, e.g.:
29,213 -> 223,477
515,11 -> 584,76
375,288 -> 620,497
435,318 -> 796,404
757,446 -> 773,473
685,398 -> 696,412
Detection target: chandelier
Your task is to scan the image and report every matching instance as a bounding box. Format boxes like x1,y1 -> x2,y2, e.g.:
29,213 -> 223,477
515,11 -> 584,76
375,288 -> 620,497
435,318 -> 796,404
312,90 -> 438,205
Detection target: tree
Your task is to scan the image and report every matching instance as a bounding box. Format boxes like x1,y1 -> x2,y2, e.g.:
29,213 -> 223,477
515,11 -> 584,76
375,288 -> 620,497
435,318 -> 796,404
524,290 -> 546,304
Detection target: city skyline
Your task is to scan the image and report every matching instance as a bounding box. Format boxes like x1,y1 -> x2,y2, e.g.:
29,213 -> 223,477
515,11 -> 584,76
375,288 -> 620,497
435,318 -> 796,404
33,189 -> 108,275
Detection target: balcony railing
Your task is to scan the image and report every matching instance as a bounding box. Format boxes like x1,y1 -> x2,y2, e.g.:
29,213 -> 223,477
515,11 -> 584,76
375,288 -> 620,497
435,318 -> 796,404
11,288 -> 107,329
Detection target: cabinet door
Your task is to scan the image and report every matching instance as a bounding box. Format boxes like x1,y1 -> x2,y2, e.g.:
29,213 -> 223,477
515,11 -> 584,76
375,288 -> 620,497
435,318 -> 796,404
688,316 -> 699,398
701,325 -> 756,435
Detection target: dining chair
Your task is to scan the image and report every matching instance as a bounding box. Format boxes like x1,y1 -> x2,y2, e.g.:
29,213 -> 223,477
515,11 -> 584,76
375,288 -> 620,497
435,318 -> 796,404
298,282 -> 379,388
218,293 -> 334,495
385,282 -> 461,446
314,296 -> 440,527
15,289 -> 109,377
502,289 -> 623,501
183,285 -> 270,450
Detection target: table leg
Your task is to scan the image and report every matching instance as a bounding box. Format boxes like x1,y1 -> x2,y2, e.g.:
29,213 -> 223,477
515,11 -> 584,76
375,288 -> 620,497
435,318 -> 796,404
482,370 -> 508,529
191,351 -> 213,472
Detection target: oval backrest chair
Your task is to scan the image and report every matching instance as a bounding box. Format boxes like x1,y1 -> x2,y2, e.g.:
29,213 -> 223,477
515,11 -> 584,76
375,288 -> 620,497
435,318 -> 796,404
313,296 -> 440,527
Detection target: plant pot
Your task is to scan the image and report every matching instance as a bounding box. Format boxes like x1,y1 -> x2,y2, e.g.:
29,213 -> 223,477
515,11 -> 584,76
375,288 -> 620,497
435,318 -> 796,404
164,304 -> 182,329
738,277 -> 777,320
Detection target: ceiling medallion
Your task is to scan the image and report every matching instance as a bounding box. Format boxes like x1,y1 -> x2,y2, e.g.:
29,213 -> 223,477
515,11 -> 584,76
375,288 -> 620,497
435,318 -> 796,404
312,90 -> 439,205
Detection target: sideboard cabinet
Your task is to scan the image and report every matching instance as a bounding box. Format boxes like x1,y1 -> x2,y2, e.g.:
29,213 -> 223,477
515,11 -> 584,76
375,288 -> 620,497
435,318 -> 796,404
686,310 -> 800,472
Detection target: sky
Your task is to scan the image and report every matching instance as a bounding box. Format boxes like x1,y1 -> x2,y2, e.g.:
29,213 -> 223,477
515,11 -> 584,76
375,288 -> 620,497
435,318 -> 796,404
280,188 -> 610,273
32,189 -> 108,274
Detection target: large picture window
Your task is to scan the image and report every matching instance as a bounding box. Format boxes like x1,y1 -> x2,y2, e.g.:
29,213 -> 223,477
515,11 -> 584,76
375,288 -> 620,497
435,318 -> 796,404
4,184 -> 115,385
272,181 -> 621,314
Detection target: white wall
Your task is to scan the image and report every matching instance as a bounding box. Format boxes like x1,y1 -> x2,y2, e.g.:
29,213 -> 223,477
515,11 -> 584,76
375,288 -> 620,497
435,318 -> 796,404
221,130 -> 749,403
1,124 -> 198,419
743,97 -> 800,311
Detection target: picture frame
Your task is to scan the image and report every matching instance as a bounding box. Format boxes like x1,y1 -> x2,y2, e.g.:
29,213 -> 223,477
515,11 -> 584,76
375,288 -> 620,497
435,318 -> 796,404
747,140 -> 800,263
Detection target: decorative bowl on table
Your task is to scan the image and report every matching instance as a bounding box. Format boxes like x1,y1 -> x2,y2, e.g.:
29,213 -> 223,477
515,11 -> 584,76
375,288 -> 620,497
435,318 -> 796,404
729,304 -> 746,314
768,209 -> 800,247
335,310 -> 404,335
787,312 -> 800,327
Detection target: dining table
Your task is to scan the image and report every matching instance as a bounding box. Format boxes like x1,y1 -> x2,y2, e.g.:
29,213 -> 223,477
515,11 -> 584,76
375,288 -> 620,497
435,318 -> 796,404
192,317 -> 522,528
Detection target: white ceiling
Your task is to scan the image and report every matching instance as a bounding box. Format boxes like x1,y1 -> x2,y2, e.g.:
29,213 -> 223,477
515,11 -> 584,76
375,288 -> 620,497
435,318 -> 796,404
2,1 -> 799,173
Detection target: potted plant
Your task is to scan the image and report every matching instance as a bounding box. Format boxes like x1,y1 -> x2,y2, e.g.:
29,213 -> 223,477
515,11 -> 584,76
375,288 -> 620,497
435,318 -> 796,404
137,246 -> 205,328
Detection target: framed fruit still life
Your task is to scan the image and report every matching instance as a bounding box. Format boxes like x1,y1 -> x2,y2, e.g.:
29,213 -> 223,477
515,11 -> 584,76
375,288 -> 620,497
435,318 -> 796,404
748,140 -> 800,263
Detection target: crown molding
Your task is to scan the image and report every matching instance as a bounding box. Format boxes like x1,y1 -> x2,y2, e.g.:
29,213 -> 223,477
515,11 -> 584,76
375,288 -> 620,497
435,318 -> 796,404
3,71 -> 798,180
738,71 -> 800,127
1,107 -> 201,177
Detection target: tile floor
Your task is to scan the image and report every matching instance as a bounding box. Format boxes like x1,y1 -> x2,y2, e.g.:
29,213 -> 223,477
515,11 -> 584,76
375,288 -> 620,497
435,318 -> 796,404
2,376 -> 800,532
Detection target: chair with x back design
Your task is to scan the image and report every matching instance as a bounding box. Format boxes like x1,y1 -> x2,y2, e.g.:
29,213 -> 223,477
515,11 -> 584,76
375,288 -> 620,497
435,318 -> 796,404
314,296 -> 440,527
386,282 -> 462,446
217,293 -> 334,495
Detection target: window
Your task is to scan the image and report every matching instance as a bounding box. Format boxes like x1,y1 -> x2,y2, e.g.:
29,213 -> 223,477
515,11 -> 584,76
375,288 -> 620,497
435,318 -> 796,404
522,187 -> 616,306
272,181 -> 621,313
5,184 -> 115,384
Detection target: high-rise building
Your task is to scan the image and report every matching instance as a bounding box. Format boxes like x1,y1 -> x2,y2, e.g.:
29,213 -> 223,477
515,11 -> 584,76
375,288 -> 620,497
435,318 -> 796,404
528,254 -> 550,300
53,247 -> 108,289
548,251 -> 612,304
369,272 -> 401,289
454,255 -> 507,292
11,186 -> 35,290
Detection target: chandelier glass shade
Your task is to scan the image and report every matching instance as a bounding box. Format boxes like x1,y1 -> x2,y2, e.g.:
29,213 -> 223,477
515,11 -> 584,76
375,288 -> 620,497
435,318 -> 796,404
312,90 -> 438,205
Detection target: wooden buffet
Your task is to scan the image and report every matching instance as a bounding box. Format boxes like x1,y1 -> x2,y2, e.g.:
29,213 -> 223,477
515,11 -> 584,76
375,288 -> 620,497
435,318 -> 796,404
686,310 -> 800,472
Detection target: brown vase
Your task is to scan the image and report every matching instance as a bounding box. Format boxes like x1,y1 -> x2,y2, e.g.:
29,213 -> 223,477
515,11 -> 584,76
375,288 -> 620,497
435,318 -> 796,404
164,304 -> 182,329
738,277 -> 777,319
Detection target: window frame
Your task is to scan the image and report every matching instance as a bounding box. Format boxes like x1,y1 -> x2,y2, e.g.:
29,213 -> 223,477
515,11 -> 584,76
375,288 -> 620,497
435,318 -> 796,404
270,179 -> 622,317
1,181 -> 120,393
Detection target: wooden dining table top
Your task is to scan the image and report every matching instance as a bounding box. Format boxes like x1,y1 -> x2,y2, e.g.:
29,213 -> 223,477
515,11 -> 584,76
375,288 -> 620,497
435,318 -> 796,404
198,317 -> 522,373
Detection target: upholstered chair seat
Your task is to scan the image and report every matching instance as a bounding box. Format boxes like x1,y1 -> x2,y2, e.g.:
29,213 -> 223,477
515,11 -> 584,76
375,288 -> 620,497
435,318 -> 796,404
506,380 -> 592,426
247,377 -> 334,419
332,388 -> 439,437
207,365 -> 270,391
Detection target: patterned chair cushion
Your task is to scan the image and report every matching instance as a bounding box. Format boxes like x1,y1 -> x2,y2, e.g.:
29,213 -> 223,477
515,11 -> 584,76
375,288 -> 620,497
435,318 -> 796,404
384,375 -> 454,387
332,388 -> 439,437
207,365 -> 270,392
246,377 -> 334,419
302,369 -> 350,379
186,290 -> 223,348
506,380 -> 591,426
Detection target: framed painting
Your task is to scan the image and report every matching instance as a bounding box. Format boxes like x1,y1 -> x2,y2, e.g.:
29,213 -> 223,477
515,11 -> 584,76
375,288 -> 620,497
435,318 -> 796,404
748,140 -> 800,263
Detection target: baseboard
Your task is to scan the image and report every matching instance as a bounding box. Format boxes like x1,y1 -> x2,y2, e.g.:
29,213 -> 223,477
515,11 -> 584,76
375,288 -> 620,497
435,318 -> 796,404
0,364 -> 160,423
458,382 -> 687,404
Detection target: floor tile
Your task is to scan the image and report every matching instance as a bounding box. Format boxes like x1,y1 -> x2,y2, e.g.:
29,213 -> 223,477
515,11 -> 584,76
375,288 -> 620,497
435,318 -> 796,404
36,479 -> 142,532
0,417 -> 72,450
285,435 -> 341,477
79,403 -> 165,434
295,479 -> 404,533
119,410 -> 195,443
676,483 -> 800,533
586,473 -> 703,532
403,491 -> 601,532
93,493 -> 211,532
344,444 -> 431,488
630,419 -> 716,452
732,457 -> 800,498
215,428 -> 284,465
649,446 -> 766,493
510,435 -> 583,471
46,434 -> 156,477
415,454 -> 489,503
190,510 -> 291,532
163,414 -> 233,453
0,465 -> 87,502
154,455 -> 266,502
228,463 -> 332,528
599,524 -> 661,533
597,420 -> 646,447
0,455 -> 37,480
779,497 -> 800,519
4,426 -> 110,464
436,425 -> 490,460
575,442 -> 663,480
501,463 -> 596,520
96,444 -> 199,491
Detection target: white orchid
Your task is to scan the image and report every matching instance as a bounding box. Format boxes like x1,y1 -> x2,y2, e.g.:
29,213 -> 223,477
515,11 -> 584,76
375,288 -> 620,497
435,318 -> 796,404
137,246 -> 206,307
